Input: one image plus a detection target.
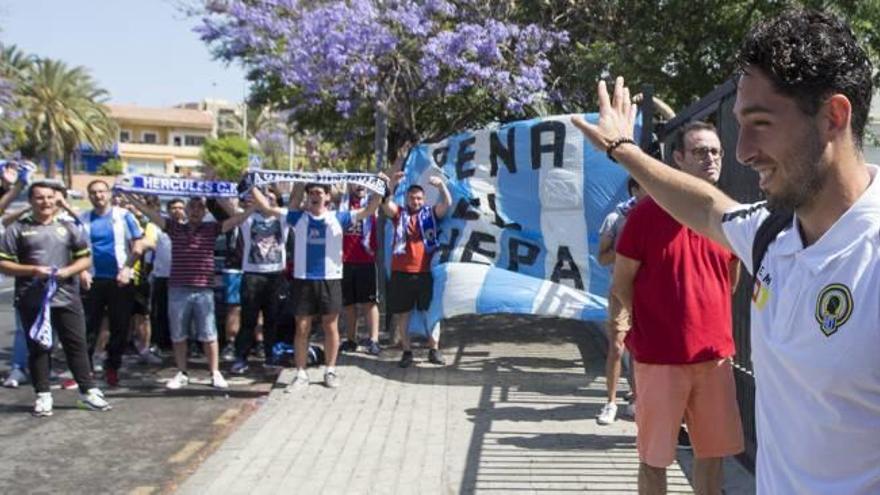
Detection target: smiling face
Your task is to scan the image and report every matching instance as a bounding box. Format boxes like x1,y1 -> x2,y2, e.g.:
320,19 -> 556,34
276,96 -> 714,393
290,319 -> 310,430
674,129 -> 724,184
29,185 -> 59,222
734,67 -> 827,211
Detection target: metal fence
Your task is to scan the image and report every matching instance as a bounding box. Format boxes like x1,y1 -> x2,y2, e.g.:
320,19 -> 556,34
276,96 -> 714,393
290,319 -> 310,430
653,79 -> 762,470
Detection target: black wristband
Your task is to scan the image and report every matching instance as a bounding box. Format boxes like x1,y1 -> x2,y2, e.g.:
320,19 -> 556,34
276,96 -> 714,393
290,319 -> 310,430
606,137 -> 637,163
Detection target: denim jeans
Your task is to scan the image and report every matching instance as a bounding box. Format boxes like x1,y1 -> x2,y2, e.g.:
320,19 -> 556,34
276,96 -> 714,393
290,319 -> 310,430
11,310 -> 28,370
168,286 -> 217,343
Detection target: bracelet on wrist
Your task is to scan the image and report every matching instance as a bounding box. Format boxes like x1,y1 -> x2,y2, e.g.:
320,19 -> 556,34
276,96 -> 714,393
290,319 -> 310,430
606,137 -> 637,163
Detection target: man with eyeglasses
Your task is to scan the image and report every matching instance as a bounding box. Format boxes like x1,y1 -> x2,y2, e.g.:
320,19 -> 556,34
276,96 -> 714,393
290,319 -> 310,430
610,121 -> 743,493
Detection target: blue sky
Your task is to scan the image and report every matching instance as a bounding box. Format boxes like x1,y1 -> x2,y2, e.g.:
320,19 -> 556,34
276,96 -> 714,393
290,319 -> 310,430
0,0 -> 247,107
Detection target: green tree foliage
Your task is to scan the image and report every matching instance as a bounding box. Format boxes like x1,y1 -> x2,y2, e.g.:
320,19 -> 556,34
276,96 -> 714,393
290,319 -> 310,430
521,0 -> 880,112
17,58 -> 116,185
97,158 -> 124,176
0,43 -> 35,154
200,135 -> 253,180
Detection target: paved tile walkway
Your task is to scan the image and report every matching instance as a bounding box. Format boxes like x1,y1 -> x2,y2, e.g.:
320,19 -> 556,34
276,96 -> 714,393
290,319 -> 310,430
179,315 -> 754,494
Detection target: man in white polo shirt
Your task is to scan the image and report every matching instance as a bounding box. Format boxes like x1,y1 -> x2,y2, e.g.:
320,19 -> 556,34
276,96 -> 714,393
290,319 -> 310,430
572,8 -> 879,494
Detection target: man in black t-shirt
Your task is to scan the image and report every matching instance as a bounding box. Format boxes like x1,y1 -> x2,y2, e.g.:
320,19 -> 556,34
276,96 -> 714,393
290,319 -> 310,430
0,181 -> 111,416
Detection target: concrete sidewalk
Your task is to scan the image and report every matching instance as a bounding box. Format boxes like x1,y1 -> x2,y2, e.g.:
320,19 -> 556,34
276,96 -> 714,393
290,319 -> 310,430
178,315 -> 754,494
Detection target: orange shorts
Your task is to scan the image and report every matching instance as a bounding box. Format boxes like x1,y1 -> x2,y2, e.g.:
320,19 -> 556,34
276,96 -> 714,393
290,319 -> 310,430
634,358 -> 744,467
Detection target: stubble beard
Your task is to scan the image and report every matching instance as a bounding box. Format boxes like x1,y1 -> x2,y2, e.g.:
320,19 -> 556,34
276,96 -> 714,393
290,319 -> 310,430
765,127 -> 826,212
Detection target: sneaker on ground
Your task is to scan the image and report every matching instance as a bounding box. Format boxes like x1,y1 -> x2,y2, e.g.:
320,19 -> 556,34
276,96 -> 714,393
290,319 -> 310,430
105,368 -> 119,388
596,402 -> 618,425
77,388 -> 111,411
366,340 -> 381,356
338,339 -> 357,353
253,346 -> 265,360
166,371 -> 189,390
61,378 -> 78,390
230,360 -> 249,375
285,371 -> 309,393
427,348 -> 446,365
33,392 -> 53,417
398,350 -> 414,369
139,349 -> 163,365
220,344 -> 236,362
324,370 -> 339,389
624,400 -> 636,419
3,367 -> 27,388
677,426 -> 692,450
212,371 -> 229,389
92,352 -> 106,373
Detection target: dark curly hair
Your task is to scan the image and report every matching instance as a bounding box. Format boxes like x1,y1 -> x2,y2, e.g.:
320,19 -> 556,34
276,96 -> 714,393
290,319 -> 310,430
737,8 -> 873,148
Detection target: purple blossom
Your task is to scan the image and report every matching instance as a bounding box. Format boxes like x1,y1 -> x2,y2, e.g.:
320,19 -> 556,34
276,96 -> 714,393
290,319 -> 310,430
195,0 -> 568,134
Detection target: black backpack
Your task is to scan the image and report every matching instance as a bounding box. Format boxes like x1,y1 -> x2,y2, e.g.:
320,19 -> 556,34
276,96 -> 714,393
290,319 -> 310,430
751,209 -> 794,276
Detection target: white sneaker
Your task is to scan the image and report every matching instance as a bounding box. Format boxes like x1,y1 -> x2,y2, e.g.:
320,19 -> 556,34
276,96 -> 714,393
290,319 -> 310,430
33,392 -> 53,417
211,371 -> 229,390
166,371 -> 189,390
4,367 -> 27,388
78,388 -> 111,411
596,402 -> 618,425
284,370 -> 309,393
324,370 -> 339,389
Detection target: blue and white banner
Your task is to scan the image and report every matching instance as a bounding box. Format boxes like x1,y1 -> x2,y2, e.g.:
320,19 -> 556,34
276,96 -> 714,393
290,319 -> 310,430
389,113 -> 637,331
113,175 -> 239,198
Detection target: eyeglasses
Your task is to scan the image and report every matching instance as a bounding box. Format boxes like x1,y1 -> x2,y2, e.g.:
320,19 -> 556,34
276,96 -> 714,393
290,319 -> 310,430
688,146 -> 724,159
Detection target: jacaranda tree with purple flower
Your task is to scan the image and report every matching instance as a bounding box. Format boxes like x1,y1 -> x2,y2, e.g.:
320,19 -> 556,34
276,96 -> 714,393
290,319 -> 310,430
195,0 -> 568,163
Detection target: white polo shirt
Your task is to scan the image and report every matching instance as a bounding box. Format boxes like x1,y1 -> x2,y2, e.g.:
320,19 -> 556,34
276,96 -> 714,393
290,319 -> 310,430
721,165 -> 880,495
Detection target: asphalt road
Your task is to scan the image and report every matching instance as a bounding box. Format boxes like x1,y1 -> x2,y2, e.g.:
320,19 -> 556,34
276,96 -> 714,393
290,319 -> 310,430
0,278 -> 277,494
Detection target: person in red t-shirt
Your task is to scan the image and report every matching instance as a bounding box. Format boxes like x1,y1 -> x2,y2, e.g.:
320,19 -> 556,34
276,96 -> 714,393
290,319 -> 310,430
381,171 -> 451,368
339,184 -> 381,355
614,122 -> 743,493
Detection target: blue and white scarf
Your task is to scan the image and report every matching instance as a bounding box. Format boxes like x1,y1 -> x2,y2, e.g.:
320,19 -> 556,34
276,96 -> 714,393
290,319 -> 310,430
246,170 -> 387,196
29,267 -> 58,350
339,193 -> 375,256
113,175 -> 239,198
394,206 -> 439,256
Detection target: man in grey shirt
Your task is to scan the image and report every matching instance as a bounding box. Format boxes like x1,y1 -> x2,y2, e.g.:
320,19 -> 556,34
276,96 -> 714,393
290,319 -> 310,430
0,181 -> 111,416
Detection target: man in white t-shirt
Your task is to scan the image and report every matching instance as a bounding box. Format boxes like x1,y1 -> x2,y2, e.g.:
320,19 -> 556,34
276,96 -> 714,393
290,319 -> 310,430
572,8 -> 879,494
252,179 -> 383,389
231,187 -> 289,374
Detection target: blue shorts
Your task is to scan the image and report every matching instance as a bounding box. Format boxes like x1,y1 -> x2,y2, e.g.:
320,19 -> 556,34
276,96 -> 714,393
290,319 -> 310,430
222,269 -> 242,305
168,287 -> 217,343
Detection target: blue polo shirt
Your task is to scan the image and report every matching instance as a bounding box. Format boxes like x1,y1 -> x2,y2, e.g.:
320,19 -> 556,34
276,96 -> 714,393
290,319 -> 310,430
79,206 -> 144,279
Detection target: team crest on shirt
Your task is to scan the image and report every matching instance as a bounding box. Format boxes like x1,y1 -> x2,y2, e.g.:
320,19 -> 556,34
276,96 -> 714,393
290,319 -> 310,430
814,283 -> 853,337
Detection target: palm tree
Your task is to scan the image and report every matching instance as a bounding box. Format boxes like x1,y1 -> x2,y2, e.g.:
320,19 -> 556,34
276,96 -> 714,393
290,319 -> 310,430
19,58 -> 116,184
0,43 -> 36,81
0,44 -> 35,154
